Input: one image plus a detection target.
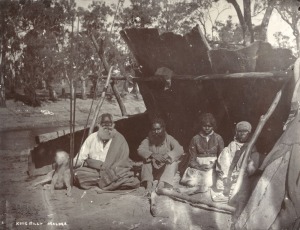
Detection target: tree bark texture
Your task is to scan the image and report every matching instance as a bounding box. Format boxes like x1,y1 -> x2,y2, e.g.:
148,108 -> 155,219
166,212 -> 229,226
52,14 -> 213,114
0,12 -> 6,107
81,77 -> 87,100
243,0 -> 254,43
258,0 -> 276,41
227,0 -> 249,45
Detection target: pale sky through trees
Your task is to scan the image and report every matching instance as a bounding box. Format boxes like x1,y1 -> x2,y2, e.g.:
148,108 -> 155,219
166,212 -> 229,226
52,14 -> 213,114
75,0 -> 295,50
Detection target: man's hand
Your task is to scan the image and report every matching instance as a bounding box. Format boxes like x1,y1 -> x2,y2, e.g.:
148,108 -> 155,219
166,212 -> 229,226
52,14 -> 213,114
196,164 -> 213,171
164,154 -> 172,164
85,159 -> 103,170
151,154 -> 167,163
247,159 -> 256,176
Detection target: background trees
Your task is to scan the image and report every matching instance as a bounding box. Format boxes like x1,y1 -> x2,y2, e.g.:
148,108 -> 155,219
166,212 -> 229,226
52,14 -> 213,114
275,0 -> 300,56
0,0 -> 298,107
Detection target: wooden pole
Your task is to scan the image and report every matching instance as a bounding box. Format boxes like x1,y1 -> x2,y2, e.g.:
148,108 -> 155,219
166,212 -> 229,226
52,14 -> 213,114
88,66 -> 113,135
69,79 -> 74,185
69,14 -> 75,185
155,188 -> 235,213
229,88 -> 283,204
292,58 -> 300,102
111,80 -> 128,116
132,72 -> 290,82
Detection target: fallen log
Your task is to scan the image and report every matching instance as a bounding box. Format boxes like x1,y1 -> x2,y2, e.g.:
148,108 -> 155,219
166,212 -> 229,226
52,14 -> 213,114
36,126 -> 84,144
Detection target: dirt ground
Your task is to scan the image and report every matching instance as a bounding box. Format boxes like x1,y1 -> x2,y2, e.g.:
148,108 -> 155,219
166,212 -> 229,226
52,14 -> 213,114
0,95 -> 231,230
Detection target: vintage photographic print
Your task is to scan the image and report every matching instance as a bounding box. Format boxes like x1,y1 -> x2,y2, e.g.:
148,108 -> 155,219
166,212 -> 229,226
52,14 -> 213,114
0,0 -> 299,229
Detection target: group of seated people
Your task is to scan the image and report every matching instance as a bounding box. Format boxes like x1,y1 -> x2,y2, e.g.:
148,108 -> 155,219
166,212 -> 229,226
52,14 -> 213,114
73,112 -> 260,201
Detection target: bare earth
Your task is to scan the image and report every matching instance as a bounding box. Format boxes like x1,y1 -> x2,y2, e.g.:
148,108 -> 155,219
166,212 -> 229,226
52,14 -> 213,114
0,95 -> 231,230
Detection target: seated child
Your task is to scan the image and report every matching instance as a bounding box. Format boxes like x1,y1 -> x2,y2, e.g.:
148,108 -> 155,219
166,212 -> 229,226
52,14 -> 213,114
180,113 -> 224,194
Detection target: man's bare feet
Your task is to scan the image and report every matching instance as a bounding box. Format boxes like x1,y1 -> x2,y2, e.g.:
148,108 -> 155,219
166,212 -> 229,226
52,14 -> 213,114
144,181 -> 153,198
92,187 -> 105,194
178,185 -> 208,195
157,181 -> 165,190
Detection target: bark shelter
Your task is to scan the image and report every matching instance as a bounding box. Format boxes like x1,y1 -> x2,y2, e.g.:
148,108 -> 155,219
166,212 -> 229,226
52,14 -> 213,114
30,26 -> 296,178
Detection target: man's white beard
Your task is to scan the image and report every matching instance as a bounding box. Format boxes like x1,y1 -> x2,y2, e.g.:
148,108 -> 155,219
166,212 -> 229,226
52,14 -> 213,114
97,125 -> 116,141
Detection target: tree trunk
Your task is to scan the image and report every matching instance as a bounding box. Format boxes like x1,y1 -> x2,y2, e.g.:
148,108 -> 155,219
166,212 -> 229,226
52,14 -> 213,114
24,84 -> 41,107
258,0 -> 276,41
0,74 -> 5,107
243,0 -> 254,43
46,80 -> 57,101
0,12 -> 6,107
227,0 -> 249,46
81,76 -> 87,100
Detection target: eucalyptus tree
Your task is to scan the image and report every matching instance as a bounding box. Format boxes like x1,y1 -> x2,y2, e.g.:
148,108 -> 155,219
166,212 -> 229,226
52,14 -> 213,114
0,0 -> 22,107
225,0 -> 277,45
18,0 -> 68,104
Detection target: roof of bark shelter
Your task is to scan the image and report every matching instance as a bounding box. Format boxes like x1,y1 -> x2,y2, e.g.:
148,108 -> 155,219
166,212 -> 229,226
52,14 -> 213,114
120,26 -> 295,77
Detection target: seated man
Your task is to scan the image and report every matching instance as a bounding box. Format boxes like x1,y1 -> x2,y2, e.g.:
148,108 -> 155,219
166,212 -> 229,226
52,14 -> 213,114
138,118 -> 184,194
215,121 -> 260,198
74,113 -> 139,192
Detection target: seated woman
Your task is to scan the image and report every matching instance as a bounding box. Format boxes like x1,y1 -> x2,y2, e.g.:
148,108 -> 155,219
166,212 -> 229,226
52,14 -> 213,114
73,113 -> 140,193
180,113 -> 224,194
215,121 -> 260,198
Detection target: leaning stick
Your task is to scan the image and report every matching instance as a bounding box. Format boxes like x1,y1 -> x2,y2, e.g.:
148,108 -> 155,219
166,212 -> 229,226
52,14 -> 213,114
156,188 -> 235,213
229,88 -> 283,204
292,58 -> 300,103
88,66 -> 113,135
90,34 -> 128,116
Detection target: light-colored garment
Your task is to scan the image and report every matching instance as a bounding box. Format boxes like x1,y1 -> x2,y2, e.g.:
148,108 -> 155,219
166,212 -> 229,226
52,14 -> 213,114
216,140 -> 260,195
76,133 -> 112,165
74,130 -> 140,190
216,140 -> 245,179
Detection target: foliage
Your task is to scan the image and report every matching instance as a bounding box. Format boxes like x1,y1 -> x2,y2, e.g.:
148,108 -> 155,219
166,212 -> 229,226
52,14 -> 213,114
275,0 -> 300,56
118,0 -> 161,28
273,32 -> 293,50
214,16 -> 244,49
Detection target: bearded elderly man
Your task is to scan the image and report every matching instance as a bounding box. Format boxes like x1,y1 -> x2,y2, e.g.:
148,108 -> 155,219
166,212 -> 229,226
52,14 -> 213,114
74,113 -> 139,192
138,118 -> 184,193
215,121 -> 261,198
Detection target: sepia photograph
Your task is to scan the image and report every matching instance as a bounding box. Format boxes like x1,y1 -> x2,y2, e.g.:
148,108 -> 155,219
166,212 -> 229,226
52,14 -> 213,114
0,0 -> 299,229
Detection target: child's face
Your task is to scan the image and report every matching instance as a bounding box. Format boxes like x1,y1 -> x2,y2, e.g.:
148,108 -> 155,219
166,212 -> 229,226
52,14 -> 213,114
201,122 -> 213,135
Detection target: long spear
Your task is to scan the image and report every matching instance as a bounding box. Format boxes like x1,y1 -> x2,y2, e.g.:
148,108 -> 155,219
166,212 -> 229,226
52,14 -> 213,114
88,66 -> 113,135
69,13 -> 75,185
